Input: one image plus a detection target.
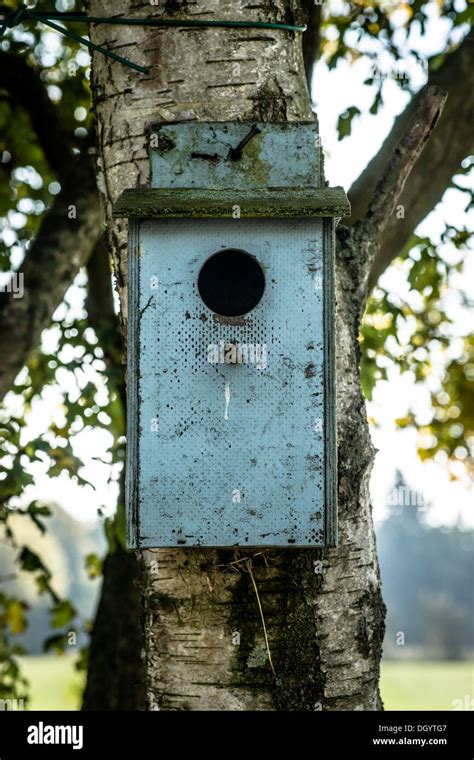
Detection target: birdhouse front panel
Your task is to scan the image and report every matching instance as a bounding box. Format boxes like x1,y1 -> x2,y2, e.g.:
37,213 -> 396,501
126,216 -> 336,548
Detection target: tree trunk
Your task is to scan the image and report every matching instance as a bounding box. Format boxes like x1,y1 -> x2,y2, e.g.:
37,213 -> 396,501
82,239 -> 145,710
82,544 -> 145,710
87,0 -> 385,710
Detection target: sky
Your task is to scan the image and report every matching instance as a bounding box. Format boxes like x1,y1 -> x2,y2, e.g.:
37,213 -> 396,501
2,3 -> 473,531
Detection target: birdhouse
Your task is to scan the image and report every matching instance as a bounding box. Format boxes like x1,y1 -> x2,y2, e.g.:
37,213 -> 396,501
113,122 -> 350,549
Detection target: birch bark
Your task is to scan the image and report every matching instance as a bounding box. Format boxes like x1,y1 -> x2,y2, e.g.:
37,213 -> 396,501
87,0 -> 384,710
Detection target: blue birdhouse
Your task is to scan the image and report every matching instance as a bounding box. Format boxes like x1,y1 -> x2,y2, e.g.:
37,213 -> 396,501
113,122 -> 350,548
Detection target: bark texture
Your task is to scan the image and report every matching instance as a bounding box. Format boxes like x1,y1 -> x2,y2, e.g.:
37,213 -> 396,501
87,0 -> 384,710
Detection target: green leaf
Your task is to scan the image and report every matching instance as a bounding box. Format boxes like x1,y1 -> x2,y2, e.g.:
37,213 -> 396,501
43,633 -> 69,654
3,599 -> 28,635
18,547 -> 47,574
85,553 -> 102,579
50,600 -> 76,629
337,106 -> 361,140
369,90 -> 383,116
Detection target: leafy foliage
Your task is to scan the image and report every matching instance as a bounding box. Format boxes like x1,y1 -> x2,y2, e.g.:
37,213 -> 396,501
0,0 -> 114,701
0,0 -> 471,703
320,0 -> 473,133
0,306 -> 126,697
0,0 -> 91,268
361,219 -> 473,477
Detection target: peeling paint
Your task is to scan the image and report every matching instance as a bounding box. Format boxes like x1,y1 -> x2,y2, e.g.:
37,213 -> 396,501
224,382 -> 231,421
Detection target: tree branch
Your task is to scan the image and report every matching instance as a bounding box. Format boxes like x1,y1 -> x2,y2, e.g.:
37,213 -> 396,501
86,235 -> 115,328
337,86 -> 447,321
370,31 -> 474,288
0,51 -> 74,182
347,32 -> 473,223
0,157 -> 102,401
301,0 -> 323,92
363,85 -> 447,240
345,30 -> 473,289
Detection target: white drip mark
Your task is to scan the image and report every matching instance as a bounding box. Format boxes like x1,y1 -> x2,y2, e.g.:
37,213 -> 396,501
224,382 -> 231,421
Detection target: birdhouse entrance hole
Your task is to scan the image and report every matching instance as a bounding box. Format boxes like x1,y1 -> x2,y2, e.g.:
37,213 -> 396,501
197,248 -> 265,317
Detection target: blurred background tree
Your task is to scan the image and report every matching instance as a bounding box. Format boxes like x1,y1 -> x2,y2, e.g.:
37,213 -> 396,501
379,472 -> 473,662
0,0 -> 472,708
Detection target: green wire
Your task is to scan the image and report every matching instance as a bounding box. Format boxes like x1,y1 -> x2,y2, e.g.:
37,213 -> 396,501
29,13 -> 149,73
0,7 -> 307,75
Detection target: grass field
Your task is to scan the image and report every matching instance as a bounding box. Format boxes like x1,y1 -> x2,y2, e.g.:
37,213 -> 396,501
15,656 -> 473,710
380,661 -> 473,711
18,655 -> 84,711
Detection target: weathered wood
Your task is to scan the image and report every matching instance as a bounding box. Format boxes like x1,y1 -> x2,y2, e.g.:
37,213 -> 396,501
149,122 -> 325,190
123,121 -> 343,550
113,186 -> 350,218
